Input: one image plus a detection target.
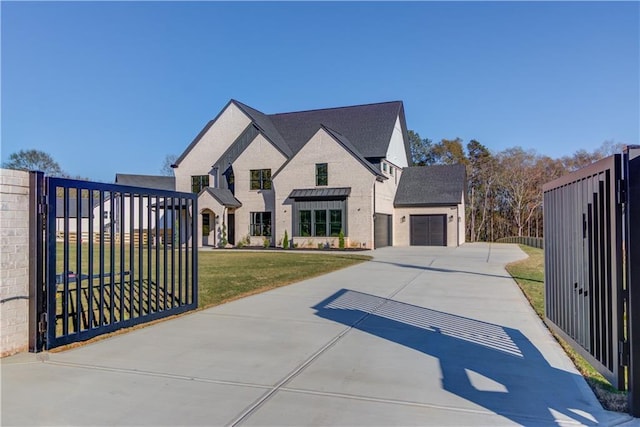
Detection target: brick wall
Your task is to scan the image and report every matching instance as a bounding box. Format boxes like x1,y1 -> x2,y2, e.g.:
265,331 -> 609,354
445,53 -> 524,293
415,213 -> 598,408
0,169 -> 30,356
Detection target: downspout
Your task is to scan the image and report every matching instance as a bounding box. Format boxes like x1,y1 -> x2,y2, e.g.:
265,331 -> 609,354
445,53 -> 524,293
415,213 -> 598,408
372,180 -> 376,249
456,204 -> 460,247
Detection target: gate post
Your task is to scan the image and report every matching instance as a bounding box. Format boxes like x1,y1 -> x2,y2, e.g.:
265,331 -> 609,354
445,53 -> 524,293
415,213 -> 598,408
28,171 -> 45,352
625,145 -> 640,417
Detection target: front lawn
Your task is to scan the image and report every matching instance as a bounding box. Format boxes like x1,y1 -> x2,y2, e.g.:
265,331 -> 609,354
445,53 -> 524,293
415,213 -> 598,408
198,251 -> 370,308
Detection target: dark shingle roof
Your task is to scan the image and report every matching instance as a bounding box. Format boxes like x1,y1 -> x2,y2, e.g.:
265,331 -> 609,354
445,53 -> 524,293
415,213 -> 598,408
268,101 -> 404,158
203,188 -> 242,208
233,100 -> 293,157
115,174 -> 176,191
175,100 -> 408,169
394,165 -> 466,207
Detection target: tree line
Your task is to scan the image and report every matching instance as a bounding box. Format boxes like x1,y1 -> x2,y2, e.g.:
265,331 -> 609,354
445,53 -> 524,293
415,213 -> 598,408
409,131 -> 624,241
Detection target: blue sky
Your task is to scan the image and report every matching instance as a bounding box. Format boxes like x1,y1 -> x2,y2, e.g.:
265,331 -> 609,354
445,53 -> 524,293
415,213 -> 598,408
2,1 -> 638,183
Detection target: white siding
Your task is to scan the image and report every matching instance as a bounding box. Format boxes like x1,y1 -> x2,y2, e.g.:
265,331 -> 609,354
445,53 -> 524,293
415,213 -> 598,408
385,115 -> 409,168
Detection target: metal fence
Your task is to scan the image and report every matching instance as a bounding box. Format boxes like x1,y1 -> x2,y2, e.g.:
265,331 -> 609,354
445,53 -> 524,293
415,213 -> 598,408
542,147 -> 639,416
29,173 -> 198,351
496,236 -> 544,249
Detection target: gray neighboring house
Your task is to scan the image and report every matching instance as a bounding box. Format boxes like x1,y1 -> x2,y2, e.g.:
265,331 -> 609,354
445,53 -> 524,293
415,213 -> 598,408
98,174 -> 177,234
170,99 -> 466,248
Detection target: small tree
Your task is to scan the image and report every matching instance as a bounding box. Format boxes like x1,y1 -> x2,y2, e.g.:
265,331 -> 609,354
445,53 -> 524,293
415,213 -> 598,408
283,230 -> 289,249
338,229 -> 345,249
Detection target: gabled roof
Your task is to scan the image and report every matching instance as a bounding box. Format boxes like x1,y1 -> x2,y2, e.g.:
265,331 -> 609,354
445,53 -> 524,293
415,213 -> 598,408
268,101 -> 405,159
115,174 -> 176,191
321,126 -> 385,179
173,99 -> 408,170
202,188 -> 242,208
394,165 -> 466,207
232,100 -> 293,157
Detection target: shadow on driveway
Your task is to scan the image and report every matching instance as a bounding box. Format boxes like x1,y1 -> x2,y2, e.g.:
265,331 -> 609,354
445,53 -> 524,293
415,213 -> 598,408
313,288 -> 597,426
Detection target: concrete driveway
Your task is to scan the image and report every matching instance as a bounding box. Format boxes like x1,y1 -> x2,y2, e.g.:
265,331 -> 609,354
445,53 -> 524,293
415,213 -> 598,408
1,243 -> 636,426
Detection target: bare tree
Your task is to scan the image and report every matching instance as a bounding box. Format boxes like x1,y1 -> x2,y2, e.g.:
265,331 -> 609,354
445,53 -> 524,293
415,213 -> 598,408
161,154 -> 178,176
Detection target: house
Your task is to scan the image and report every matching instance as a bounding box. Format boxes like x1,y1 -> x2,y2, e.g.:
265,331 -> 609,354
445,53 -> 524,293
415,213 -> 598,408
171,99 -> 466,248
91,174 -> 179,244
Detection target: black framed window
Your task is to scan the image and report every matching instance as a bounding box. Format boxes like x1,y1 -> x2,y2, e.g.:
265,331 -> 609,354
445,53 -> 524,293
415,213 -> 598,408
191,175 -> 209,193
314,210 -> 327,236
329,210 -> 342,236
250,212 -> 272,236
250,169 -> 272,190
299,210 -> 311,236
316,163 -> 328,186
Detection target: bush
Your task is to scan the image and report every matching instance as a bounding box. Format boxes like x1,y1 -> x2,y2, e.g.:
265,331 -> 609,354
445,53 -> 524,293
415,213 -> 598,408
263,237 -> 270,248
338,229 -> 345,249
283,230 -> 289,249
219,224 -> 228,248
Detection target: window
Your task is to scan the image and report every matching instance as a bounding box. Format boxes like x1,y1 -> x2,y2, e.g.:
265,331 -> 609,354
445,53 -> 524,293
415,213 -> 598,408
202,213 -> 210,237
250,212 -> 271,236
314,210 -> 327,236
191,175 -> 209,193
382,163 -> 388,172
297,209 -> 344,237
250,169 -> 272,190
299,210 -> 311,236
329,210 -> 342,236
390,166 -> 394,176
316,163 -> 328,186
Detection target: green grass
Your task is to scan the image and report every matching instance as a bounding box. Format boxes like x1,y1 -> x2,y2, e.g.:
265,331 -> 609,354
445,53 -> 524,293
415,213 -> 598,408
506,245 -> 628,412
197,251 -> 371,308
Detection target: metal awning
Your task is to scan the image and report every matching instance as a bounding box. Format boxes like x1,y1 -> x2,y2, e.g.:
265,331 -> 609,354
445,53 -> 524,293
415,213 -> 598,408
288,187 -> 351,201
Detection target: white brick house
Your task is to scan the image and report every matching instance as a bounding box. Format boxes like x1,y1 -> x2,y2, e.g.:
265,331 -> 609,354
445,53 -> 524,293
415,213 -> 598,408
171,100 -> 466,249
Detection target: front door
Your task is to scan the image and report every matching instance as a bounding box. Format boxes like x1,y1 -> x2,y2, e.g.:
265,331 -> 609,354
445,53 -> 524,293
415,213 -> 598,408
227,213 -> 235,245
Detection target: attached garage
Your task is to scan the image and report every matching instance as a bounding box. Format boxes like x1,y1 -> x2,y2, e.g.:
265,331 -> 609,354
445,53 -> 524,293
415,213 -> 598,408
410,214 -> 446,246
374,213 -> 392,248
393,165 -> 467,247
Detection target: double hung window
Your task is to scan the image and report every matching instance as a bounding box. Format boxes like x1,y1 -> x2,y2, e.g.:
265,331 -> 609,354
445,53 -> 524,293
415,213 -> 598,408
250,169 -> 272,190
250,212 -> 272,236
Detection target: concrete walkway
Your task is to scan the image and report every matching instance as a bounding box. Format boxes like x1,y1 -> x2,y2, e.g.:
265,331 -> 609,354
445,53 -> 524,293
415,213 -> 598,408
1,243 -> 636,426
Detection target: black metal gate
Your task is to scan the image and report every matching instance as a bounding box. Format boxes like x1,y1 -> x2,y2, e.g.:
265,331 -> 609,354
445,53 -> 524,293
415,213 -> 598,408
29,173 -> 198,351
543,147 -> 639,416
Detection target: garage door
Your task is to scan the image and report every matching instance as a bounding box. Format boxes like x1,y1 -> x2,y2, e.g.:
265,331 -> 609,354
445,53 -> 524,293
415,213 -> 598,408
410,215 -> 446,246
374,213 -> 392,248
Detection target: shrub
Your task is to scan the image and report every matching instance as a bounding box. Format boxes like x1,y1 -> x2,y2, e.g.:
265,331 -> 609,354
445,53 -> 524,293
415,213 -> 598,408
219,224 -> 228,248
338,229 -> 345,249
283,230 -> 289,249
263,237 -> 270,248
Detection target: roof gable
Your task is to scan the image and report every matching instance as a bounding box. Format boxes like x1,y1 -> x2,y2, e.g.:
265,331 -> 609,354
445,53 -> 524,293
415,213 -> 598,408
394,165 -> 466,207
272,126 -> 385,180
268,101 -> 404,159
